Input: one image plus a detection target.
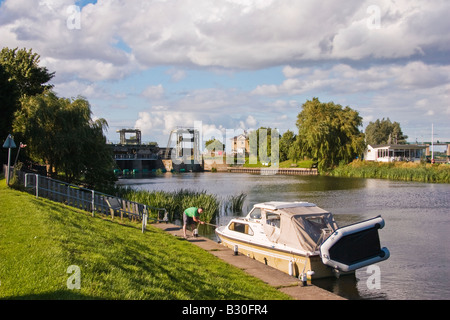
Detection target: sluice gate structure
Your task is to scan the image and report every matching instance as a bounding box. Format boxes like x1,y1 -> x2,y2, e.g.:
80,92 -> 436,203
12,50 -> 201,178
110,129 -> 161,174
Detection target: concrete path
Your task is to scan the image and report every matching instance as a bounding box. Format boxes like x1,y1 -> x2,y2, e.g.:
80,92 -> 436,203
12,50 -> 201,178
152,223 -> 346,300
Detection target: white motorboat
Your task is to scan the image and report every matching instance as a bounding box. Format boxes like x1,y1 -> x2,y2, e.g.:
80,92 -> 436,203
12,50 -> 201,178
215,201 -> 389,280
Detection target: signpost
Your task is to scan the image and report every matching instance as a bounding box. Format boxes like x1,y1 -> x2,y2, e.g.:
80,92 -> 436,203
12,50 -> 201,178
3,134 -> 17,185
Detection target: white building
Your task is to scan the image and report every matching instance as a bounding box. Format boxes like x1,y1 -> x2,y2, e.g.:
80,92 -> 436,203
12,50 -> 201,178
364,144 -> 427,162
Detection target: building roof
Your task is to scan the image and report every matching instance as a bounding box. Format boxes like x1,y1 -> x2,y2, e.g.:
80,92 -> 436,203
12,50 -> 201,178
368,144 -> 427,149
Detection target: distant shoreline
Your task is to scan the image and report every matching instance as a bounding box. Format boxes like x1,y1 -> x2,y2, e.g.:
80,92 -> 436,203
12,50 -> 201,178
329,160 -> 449,183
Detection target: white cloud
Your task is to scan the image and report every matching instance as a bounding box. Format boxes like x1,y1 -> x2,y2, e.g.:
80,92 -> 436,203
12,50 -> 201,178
141,85 -> 165,100
253,62 -> 450,97
166,68 -> 187,82
2,0 -> 449,74
1,0 -> 449,142
245,115 -> 257,128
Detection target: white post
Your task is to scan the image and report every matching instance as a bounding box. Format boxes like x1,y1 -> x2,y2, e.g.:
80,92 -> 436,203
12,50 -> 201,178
142,205 -> 148,233
6,147 -> 11,185
35,174 -> 39,198
91,190 -> 95,217
431,123 -> 434,163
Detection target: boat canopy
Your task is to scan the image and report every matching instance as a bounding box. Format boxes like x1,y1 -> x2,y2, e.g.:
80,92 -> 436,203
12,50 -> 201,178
255,202 -> 338,254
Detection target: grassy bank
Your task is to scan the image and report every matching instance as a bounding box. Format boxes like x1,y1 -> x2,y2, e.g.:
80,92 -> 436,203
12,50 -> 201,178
0,179 -> 289,300
330,160 -> 450,183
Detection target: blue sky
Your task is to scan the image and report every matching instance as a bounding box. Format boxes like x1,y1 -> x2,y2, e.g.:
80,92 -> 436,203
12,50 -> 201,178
1,0 -> 449,146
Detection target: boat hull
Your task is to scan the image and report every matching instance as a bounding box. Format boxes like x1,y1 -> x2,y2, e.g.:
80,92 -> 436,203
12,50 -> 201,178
216,230 -> 344,280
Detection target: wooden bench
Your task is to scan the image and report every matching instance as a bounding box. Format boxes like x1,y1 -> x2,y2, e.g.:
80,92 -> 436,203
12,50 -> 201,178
105,197 -> 139,221
106,197 -> 170,223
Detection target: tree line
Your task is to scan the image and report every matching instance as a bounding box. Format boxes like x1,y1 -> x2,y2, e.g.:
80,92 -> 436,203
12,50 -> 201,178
223,98 -> 408,172
1,47 -> 116,190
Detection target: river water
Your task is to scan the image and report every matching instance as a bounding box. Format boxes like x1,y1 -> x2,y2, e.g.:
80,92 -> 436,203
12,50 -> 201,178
118,172 -> 450,300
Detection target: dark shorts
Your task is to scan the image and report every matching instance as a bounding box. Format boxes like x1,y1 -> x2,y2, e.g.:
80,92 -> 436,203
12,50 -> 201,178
183,213 -> 195,226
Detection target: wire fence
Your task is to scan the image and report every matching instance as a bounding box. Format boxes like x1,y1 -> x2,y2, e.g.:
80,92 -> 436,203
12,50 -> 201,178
15,171 -> 168,233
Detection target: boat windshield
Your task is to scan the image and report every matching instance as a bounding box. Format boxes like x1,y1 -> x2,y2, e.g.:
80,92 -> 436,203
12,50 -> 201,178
248,208 -> 262,220
304,216 -> 329,230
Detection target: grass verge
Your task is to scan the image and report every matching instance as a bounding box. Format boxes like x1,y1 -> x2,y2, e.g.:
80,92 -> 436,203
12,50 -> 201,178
0,179 -> 290,300
329,160 -> 450,183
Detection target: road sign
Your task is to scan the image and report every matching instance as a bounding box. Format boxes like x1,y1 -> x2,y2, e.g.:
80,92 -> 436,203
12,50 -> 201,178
3,134 -> 16,149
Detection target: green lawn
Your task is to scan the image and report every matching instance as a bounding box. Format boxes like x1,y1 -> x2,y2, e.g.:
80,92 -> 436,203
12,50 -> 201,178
0,178 -> 290,300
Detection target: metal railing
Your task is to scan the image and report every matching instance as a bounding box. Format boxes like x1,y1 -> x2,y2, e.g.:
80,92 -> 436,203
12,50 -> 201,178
19,172 -> 168,233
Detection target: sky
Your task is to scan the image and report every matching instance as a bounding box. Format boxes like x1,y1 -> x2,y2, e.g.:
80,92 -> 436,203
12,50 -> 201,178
1,0 -> 449,147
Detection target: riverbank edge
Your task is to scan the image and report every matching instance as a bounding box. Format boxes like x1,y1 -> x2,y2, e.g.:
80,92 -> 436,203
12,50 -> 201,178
328,160 -> 449,183
226,167 -> 318,175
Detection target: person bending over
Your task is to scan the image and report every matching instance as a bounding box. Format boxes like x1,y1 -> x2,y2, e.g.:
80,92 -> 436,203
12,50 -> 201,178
183,206 -> 204,238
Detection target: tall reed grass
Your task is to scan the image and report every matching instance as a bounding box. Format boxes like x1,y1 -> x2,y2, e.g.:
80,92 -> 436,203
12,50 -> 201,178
118,187 -> 247,223
330,160 -> 450,183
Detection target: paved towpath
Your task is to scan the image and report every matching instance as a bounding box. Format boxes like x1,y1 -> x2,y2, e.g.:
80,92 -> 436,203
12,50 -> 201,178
152,223 -> 346,300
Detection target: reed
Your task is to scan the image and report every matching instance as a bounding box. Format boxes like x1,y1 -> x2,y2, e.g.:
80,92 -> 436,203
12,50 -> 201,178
119,187 -> 248,223
121,188 -> 218,223
222,192 -> 247,214
330,160 -> 450,183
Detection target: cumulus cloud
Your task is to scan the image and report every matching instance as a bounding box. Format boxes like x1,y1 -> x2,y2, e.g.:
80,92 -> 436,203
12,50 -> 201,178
253,62 -> 450,96
2,0 -> 449,74
1,0 -> 449,141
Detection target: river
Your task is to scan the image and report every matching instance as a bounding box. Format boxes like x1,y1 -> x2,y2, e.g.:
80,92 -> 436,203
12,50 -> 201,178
118,172 -> 450,300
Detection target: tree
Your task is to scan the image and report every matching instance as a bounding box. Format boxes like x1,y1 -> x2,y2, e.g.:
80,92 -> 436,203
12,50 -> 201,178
279,130 -> 296,162
365,118 -> 408,145
295,98 -> 365,171
0,47 -> 54,96
248,127 -> 280,164
0,47 -> 55,157
13,91 -> 116,189
205,138 -> 225,152
0,64 -> 18,150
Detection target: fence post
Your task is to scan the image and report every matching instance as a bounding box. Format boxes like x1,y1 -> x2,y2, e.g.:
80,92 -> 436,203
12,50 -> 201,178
142,205 -> 147,233
91,190 -> 95,217
35,174 -> 39,198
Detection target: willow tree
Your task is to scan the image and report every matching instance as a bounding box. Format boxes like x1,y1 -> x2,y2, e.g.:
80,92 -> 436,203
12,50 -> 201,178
295,98 -> 365,171
0,47 -> 54,154
13,90 -> 116,189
